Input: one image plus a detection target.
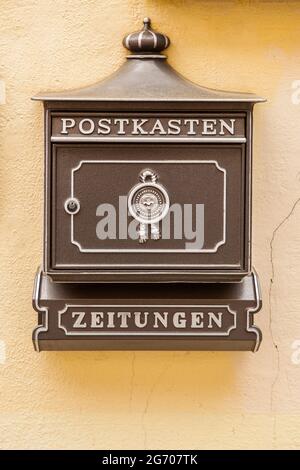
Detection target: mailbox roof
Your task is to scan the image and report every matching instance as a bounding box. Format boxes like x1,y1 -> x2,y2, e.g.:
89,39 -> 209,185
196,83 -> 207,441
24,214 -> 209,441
32,56 -> 265,103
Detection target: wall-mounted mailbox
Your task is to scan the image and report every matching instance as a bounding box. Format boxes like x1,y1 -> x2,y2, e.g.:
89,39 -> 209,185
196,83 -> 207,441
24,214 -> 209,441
32,18 -> 264,351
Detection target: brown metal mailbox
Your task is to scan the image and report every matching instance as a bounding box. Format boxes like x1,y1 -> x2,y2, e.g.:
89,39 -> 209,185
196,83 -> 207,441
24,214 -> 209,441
32,18 -> 264,351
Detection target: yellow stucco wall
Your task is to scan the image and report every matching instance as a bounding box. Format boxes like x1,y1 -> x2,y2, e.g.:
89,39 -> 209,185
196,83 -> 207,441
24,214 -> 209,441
0,0 -> 300,449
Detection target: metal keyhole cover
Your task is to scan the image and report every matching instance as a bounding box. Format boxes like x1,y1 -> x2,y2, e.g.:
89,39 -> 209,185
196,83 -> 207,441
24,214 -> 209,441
64,197 -> 80,215
128,169 -> 170,225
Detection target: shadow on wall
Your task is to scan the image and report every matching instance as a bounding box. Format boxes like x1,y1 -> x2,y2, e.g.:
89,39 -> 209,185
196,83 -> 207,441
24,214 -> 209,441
40,351 -> 242,410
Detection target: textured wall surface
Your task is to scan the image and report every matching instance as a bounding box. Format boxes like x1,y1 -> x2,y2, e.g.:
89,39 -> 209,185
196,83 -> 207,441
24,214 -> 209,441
0,0 -> 300,449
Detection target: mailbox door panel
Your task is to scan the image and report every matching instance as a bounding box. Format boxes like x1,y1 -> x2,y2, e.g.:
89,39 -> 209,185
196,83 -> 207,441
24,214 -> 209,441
50,144 -> 246,276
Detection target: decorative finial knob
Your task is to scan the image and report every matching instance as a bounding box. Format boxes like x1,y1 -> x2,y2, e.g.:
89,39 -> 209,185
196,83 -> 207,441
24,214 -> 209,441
143,17 -> 151,28
123,18 -> 170,54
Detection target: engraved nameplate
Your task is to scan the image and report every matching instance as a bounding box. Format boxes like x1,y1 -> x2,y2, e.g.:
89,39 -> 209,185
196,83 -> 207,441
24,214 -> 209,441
51,113 -> 246,141
58,305 -> 237,336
